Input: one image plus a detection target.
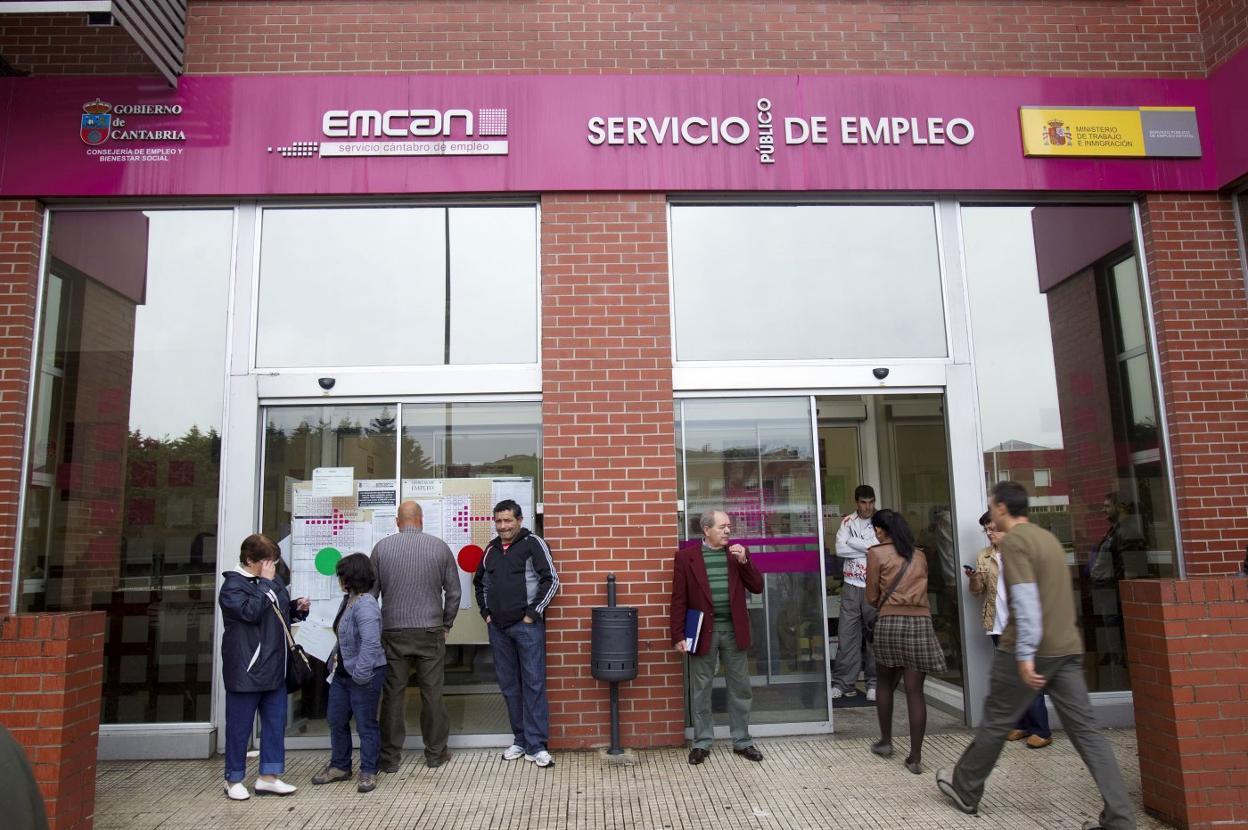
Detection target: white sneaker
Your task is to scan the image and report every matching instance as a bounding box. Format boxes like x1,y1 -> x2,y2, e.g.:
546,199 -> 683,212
829,687 -> 844,699
866,688 -> 877,702
224,781 -> 250,801
254,777 -> 297,796
502,744 -> 525,761
525,750 -> 554,768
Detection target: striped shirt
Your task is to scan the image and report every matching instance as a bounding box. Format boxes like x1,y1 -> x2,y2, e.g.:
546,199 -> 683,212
701,544 -> 733,623
369,528 -> 462,631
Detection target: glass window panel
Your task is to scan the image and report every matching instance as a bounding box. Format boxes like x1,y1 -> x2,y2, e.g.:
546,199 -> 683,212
256,208 -> 447,368
677,397 -> 827,725
670,205 -> 946,361
20,209 -> 233,723
448,208 -> 538,364
963,204 -> 1178,693
1111,257 -> 1146,353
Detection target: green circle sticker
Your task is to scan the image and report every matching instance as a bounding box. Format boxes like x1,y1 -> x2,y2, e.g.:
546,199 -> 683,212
315,547 -> 342,576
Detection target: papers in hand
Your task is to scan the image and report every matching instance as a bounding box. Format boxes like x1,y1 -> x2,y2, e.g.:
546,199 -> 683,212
293,622 -> 337,664
684,609 -> 704,653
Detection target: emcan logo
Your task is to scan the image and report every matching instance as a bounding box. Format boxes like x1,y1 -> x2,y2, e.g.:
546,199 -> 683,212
80,98 -> 112,146
321,108 -> 509,138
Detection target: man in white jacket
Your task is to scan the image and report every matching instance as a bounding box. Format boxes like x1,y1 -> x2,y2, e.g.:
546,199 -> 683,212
830,484 -> 878,701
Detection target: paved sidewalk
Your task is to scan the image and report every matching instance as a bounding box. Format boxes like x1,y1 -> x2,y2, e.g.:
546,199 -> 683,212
95,729 -> 1164,830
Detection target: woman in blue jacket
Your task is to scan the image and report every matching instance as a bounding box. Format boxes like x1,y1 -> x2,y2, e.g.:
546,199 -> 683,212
312,552 -> 388,793
218,534 -> 309,801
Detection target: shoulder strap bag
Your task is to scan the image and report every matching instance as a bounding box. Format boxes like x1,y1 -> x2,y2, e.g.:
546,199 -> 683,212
864,555 -> 912,644
270,601 -> 314,692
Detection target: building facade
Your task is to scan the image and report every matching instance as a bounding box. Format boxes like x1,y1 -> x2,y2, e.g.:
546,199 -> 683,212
1,1 -> 1247,761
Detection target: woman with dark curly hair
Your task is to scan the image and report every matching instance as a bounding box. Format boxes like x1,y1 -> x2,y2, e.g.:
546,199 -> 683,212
866,508 -> 946,775
312,552 -> 387,794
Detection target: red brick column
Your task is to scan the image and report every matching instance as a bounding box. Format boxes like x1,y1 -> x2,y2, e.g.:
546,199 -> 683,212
0,612 -> 106,830
0,201 -> 44,612
1139,194 -> 1248,576
1121,578 -> 1248,830
540,193 -> 683,749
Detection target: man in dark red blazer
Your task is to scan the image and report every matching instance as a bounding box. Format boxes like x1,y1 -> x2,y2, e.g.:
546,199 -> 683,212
671,508 -> 766,765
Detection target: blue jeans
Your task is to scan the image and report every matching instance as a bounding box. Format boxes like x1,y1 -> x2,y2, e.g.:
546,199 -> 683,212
488,619 -> 549,754
224,687 -> 287,782
328,671 -> 385,774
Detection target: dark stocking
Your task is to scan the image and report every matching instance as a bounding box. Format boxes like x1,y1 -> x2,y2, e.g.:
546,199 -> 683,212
873,664 -> 904,745
902,668 -> 928,764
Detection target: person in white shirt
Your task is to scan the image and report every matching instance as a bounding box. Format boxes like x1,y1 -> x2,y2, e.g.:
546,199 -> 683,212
830,485 -> 878,701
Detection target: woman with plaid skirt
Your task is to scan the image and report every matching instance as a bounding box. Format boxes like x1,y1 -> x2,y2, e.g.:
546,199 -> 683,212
866,509 -> 946,775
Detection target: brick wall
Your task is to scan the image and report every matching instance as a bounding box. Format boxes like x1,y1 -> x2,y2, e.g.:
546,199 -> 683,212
539,193 -> 683,748
0,201 -> 43,612
1197,0 -> 1248,69
0,1 -> 1212,78
1121,578 -> 1248,830
0,14 -> 153,76
181,1 -> 1207,77
1140,194 -> 1248,576
0,611 -> 106,830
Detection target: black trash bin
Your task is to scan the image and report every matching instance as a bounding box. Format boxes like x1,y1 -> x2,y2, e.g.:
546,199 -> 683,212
591,575 -> 638,754
591,606 -> 638,682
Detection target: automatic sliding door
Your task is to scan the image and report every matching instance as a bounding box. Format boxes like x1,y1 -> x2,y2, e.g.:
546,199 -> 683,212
260,404 -> 398,738
259,400 -> 541,745
678,397 -> 827,727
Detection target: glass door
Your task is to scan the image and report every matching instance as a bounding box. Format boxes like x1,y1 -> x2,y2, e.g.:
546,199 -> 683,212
677,397 -> 828,729
875,395 -> 963,689
258,400 -> 542,747
676,391 -> 962,734
260,404 -> 398,739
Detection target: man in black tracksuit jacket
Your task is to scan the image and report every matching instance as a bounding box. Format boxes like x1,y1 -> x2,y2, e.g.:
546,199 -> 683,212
473,499 -> 559,767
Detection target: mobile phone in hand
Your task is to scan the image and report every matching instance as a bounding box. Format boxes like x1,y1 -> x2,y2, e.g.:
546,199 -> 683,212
962,564 -> 975,575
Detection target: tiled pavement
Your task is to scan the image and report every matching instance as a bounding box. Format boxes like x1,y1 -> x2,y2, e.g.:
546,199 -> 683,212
94,728 -> 1165,830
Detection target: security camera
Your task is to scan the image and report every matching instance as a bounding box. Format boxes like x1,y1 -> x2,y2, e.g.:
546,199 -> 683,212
317,377 -> 336,391
872,367 -> 889,380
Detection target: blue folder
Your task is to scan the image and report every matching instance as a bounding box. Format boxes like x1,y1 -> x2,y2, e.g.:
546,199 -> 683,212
684,609 -> 704,652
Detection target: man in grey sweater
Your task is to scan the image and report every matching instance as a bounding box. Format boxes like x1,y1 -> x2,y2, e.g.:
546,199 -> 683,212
371,501 -> 462,772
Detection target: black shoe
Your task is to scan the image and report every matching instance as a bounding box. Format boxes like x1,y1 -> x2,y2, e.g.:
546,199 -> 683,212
379,761 -> 399,774
733,745 -> 764,762
688,747 -> 710,765
425,752 -> 451,769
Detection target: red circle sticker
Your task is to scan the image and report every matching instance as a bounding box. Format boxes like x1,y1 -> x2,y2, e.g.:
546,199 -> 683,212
457,544 -> 485,574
